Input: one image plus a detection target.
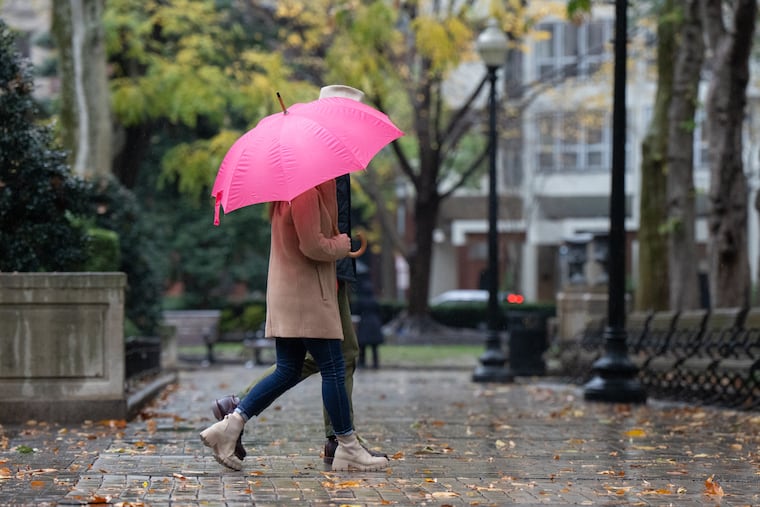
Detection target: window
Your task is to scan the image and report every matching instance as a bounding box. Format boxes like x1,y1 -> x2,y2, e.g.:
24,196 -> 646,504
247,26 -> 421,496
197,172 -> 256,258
534,110 -> 610,173
534,20 -> 613,80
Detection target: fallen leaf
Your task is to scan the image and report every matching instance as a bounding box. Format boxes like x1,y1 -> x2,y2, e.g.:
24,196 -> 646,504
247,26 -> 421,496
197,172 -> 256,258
87,494 -> 112,504
322,480 -> 363,489
640,488 -> 673,495
430,491 -> 459,498
29,468 -> 57,475
597,470 -> 624,477
415,445 -> 443,454
495,440 -> 515,449
704,475 -> 724,497
603,485 -> 633,495
98,419 -> 127,429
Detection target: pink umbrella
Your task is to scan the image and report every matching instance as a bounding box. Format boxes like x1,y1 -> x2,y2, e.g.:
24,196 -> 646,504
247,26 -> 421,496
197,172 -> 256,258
212,95 -> 404,227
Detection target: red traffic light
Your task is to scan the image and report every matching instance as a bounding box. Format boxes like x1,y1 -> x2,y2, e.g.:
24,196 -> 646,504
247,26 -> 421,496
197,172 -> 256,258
506,293 -> 524,304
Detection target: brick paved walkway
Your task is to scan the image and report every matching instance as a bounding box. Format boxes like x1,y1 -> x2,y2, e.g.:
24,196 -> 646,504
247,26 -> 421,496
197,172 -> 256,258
1,364 -> 758,506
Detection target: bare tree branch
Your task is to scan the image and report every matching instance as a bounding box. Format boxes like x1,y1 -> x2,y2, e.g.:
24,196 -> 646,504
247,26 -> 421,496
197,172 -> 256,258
440,143 -> 489,201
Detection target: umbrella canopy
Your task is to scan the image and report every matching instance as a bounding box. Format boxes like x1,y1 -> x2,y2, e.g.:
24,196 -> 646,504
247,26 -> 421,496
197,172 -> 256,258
212,96 -> 403,225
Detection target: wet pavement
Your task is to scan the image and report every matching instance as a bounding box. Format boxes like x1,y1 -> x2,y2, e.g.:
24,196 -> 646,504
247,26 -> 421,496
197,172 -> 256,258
1,363 -> 759,506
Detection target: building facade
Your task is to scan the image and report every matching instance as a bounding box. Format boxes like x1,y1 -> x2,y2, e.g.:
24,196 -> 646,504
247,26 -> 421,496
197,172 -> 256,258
433,4 -> 760,306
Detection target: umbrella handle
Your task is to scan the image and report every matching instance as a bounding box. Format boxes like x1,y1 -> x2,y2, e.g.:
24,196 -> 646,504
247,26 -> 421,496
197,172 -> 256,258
348,232 -> 367,258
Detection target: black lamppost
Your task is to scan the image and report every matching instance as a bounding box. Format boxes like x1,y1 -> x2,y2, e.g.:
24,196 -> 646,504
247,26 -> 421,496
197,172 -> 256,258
583,0 -> 646,403
473,19 -> 512,383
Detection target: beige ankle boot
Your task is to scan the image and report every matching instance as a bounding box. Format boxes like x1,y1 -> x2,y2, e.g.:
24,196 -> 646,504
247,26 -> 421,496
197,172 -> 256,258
200,412 -> 245,470
332,433 -> 389,471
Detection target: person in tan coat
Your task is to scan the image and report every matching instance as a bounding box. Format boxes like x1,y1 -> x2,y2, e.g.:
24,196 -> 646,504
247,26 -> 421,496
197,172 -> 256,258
200,176 -> 389,472
209,85 -> 387,465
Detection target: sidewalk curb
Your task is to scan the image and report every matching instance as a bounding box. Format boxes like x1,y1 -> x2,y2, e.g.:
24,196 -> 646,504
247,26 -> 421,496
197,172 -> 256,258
126,371 -> 177,419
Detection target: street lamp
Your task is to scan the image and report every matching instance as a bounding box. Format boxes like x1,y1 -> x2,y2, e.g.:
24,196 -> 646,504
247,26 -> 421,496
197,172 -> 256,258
583,0 -> 646,403
473,18 -> 513,383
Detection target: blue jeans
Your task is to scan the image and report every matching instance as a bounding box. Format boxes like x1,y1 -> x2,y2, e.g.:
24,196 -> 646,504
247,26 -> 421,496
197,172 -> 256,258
235,338 -> 353,436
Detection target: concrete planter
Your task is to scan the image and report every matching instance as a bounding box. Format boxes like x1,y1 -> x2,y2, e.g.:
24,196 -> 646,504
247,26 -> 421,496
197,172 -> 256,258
0,272 -> 127,423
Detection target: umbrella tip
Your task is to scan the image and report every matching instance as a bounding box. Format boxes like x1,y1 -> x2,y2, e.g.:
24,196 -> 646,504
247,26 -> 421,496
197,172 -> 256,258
276,92 -> 287,114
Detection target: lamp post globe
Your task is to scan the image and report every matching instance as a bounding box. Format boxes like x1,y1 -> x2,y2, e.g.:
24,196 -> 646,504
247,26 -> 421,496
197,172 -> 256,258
476,18 -> 509,67
473,18 -> 512,384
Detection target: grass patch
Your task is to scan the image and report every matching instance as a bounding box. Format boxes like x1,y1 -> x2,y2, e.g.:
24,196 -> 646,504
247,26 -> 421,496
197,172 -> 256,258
377,345 -> 482,368
178,343 -> 484,369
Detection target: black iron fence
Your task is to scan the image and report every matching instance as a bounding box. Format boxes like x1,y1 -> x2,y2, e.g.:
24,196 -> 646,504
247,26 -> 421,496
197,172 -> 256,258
125,336 -> 162,385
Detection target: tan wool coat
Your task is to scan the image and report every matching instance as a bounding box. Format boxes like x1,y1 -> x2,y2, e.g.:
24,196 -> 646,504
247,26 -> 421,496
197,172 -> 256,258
264,179 -> 350,339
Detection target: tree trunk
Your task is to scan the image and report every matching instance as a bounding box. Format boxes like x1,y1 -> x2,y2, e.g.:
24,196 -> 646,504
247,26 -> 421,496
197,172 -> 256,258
636,0 -> 675,312
52,0 -> 112,179
406,189 -> 440,316
667,0 -> 703,310
112,123 -> 154,189
702,0 -> 756,308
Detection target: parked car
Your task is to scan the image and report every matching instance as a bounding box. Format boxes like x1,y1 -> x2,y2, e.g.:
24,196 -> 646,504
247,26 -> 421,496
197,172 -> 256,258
429,290 -> 525,307
429,290 -> 488,306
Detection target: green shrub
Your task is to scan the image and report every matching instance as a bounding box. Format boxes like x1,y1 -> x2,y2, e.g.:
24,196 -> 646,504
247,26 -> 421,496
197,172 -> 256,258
89,177 -> 163,336
83,227 -> 121,271
220,301 -> 266,333
0,21 -> 91,272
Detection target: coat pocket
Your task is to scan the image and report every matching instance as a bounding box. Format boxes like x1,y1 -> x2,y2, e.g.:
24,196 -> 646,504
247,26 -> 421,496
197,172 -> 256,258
315,263 -> 330,302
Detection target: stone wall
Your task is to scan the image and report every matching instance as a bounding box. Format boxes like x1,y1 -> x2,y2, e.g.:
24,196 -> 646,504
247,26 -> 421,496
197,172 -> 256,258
0,272 -> 127,423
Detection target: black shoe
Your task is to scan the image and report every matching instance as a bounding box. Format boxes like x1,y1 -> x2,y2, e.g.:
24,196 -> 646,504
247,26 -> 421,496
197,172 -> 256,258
211,395 -> 247,461
323,436 -> 338,464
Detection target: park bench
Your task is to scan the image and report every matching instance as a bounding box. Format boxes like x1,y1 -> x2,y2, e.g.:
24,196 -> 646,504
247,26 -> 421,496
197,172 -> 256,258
642,309 -> 709,397
629,310 -> 678,373
625,310 -> 654,351
548,314 -> 605,382
668,307 -> 746,403
700,307 -> 759,409
241,325 -> 275,366
162,310 -> 275,366
564,305 -> 760,410
162,310 -> 223,364
548,311 -> 652,382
